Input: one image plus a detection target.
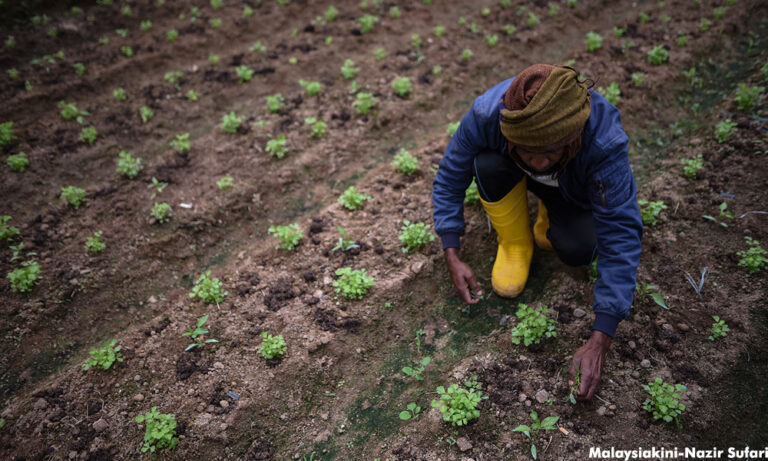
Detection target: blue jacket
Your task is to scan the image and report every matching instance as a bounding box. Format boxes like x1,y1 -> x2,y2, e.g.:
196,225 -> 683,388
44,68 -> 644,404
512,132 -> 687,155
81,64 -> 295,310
432,78 -> 643,337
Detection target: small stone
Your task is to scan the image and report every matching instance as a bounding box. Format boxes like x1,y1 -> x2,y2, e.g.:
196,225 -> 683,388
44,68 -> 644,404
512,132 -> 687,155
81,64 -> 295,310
456,437 -> 473,452
662,323 -> 673,331
92,418 -> 108,433
320,412 -> 329,421
524,400 -> 531,407
213,362 -> 225,369
677,323 -> 690,332
535,390 -> 549,404
148,296 -> 157,304
609,404 -> 617,411
314,430 -> 331,443
33,398 -> 48,410
573,308 -> 587,318
361,399 -> 371,410
69,451 -> 78,459
133,393 -> 144,401
640,359 -> 651,368
597,406 -> 607,416
628,340 -> 636,349
220,400 -> 229,408
518,393 -> 527,403
631,371 -> 640,379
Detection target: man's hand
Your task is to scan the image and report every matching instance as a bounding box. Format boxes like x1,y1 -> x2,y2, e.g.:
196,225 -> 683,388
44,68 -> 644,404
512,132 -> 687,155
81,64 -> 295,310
569,330 -> 612,400
444,248 -> 483,304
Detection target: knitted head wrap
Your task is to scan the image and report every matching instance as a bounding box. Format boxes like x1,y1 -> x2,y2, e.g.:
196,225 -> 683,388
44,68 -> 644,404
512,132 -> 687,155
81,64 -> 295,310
500,64 -> 591,148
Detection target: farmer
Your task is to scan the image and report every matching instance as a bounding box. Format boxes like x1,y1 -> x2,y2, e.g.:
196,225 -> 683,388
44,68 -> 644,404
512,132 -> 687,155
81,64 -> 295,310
432,64 -> 643,400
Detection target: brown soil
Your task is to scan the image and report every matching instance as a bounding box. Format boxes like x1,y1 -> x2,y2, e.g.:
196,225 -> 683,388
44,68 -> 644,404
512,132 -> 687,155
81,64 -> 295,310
1,0 -> 767,460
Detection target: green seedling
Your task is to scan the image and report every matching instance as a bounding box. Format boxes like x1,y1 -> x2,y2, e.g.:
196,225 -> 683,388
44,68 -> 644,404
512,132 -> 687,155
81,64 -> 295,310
642,377 -> 686,427
714,119 -> 737,143
676,33 -> 689,47
680,154 -> 703,178
85,230 -> 106,254
357,14 -> 379,33
61,186 -> 85,209
391,148 -> 418,175
170,133 -> 190,153
399,402 -> 421,421
79,126 -> 98,144
243,5 -> 254,17
135,407 -> 178,453
614,26 -> 626,37
7,68 -> 19,79
0,121 -> 14,147
0,216 -> 21,241
164,70 -> 183,87
189,271 -> 228,304
585,31 -> 602,52
268,223 -> 302,250
414,328 -> 425,354
485,34 -> 499,47
461,48 -> 473,61
431,375 -> 488,426
389,6 -> 401,18
7,152 -> 29,172
597,82 -> 620,105
113,88 -> 127,101
7,260 -> 41,292
83,339 -> 123,370
399,220 -> 435,252
635,281 -> 668,309
332,226 -> 359,252
166,29 -> 179,42
647,45 -> 669,65
73,62 -> 86,76
341,59 -> 359,80
299,79 -> 322,96
58,101 -> 89,124
631,72 -> 648,87
121,45 -> 134,57
333,267 -> 374,299
434,25 -> 446,37
249,41 -> 266,52
236,65 -> 254,83
304,117 -> 327,137
402,356 -> 431,380
147,177 -> 167,199
708,315 -> 729,341
151,202 -> 172,223
140,19 -> 152,31
182,314 -> 219,351
121,5 -> 132,16
266,135 -> 288,158
210,0 -> 223,10
733,83 -> 764,111
209,17 -> 222,29
638,199 -> 667,226
186,90 -> 198,101
411,34 -> 422,49
737,236 -> 768,275
568,361 -> 581,404
265,93 -> 285,113
140,106 -> 154,124
510,303 -> 557,347
548,3 -> 559,16
208,54 -> 220,66
374,47 -> 388,60
526,12 -> 540,27
446,121 -> 460,137
325,5 -> 339,22
639,12 -> 650,23
221,111 -> 243,133
216,176 -> 234,192
464,179 -> 479,204
259,332 -> 287,359
353,92 -> 377,115
513,411 -> 560,459
338,186 -> 371,211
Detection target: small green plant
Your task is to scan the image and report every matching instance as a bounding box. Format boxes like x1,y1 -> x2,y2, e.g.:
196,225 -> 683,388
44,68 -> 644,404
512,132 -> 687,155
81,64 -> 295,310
639,12 -> 650,23
120,45 -> 134,58
235,65 -> 254,83
513,411 -> 560,459
7,152 -> 29,172
338,186 -> 371,211
182,314 -> 219,350
140,19 -> 152,31
737,236 -> 768,275
332,226 -> 359,252
353,92 -> 377,115
221,111 -> 243,133
166,29 -> 179,42
83,339 -> 123,370
374,47 -> 388,60
597,82 -> 620,105
73,62 -> 86,76
151,202 -> 172,223
85,230 -> 106,254
389,6 -> 401,19
259,332 -> 287,359
411,33 -> 422,49
434,25 -> 446,37
446,121 -> 460,137
638,199 -> 667,226
392,77 -> 413,98
333,267 -> 374,299
209,17 -> 222,29
0,216 -> 21,241
708,315 -> 730,341
7,260 -> 41,292
340,59 -> 359,80
461,48 -> 473,61
304,117 -> 327,137
399,402 -> 421,421
631,72 -> 648,86
402,356 -> 431,381
186,90 -> 199,101
61,186 -> 86,209
325,5 -> 339,22
135,407 -> 178,453
79,126 -> 98,144
189,270 -> 228,304
164,70 -> 183,87
357,14 -> 379,33
713,6 -> 728,19
391,148 -> 418,174
299,79 -> 322,97
642,377 -> 686,427
249,41 -> 266,53
680,154 -> 703,178
208,54 -> 220,66
170,133 -> 190,153
268,223 -> 302,250
526,12 -> 540,28
613,26 -> 626,37
635,281 -> 669,309
399,220 -> 435,252
510,303 -> 556,347
266,135 -> 288,158
113,87 -> 127,101
713,119 -> 737,143
504,24 -> 517,35
733,83 -> 764,111
0,121 -> 14,147
677,34 -> 689,47
585,31 -> 603,52
7,68 -> 19,79
485,33 -> 499,47
431,375 -> 488,426
647,45 -> 669,65
464,179 -> 479,204
265,93 -> 285,113
58,101 -> 89,123
547,3 -> 559,16
137,105 -> 153,124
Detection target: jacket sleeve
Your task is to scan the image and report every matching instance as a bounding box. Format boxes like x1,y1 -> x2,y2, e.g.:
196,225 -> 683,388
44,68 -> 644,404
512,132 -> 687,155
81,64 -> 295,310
588,134 -> 644,337
432,100 -> 492,250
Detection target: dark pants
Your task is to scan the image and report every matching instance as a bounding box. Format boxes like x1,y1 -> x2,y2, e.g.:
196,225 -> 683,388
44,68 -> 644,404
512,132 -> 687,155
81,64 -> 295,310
474,150 -> 597,267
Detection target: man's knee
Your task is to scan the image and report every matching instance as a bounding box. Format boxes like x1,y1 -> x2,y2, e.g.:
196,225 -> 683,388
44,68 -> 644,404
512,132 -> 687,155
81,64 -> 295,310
551,236 -> 596,267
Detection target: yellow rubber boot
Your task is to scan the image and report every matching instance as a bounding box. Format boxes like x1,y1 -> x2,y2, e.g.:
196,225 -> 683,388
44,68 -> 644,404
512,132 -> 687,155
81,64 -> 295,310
533,200 -> 555,251
480,179 -> 533,298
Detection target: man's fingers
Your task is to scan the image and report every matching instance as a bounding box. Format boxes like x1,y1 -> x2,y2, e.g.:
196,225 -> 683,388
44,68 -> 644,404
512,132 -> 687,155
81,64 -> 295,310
455,280 -> 474,304
468,273 -> 482,294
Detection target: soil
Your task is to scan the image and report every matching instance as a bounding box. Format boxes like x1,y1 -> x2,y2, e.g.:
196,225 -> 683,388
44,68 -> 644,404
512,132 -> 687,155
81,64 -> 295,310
1,0 -> 767,460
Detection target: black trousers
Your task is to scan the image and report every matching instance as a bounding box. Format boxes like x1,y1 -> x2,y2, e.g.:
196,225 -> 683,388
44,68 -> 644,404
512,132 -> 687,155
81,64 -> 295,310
474,150 -> 597,267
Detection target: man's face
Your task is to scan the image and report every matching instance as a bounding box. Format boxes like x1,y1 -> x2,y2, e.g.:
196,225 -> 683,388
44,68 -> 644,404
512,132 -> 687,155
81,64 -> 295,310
515,145 -> 567,172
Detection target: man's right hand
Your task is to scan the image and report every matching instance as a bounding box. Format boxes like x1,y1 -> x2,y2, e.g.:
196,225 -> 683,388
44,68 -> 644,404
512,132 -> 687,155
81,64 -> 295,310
444,248 -> 483,304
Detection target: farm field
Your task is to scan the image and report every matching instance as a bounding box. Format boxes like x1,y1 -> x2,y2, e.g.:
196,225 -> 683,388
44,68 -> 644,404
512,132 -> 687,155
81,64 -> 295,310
1,0 -> 767,459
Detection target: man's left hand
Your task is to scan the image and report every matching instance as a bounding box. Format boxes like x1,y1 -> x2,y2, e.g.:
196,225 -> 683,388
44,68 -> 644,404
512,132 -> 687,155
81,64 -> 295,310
568,330 -> 612,400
